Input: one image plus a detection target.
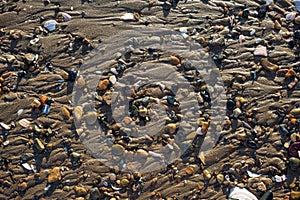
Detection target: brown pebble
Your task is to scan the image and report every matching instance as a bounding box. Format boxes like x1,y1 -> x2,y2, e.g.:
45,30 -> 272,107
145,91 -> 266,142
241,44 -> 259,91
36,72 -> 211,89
48,167 -> 61,183
74,186 -> 87,196
185,166 -> 195,175
61,107 -> 71,120
0,76 -> 4,84
169,56 -> 181,65
18,181 -> 27,191
166,123 -> 177,134
295,16 -> 300,25
285,68 -> 295,78
98,79 -> 110,90
260,58 -> 279,71
40,95 -> 49,107
120,178 -> 130,187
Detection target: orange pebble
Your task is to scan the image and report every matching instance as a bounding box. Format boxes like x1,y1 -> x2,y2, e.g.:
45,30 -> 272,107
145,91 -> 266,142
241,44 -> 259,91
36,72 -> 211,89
285,68 -> 295,78
291,118 -> 297,125
40,95 -> 49,106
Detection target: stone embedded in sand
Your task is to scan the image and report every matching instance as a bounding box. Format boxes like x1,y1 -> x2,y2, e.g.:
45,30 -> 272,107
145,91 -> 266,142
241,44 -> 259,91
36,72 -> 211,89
24,53 -> 35,64
290,108 -> 300,115
136,149 -> 148,157
286,12 -> 297,20
112,144 -> 125,156
76,77 -> 86,89
260,58 -> 279,71
61,107 -> 71,120
169,56 -> 181,65
60,12 -> 72,22
254,45 -> 267,56
289,157 -> 300,170
98,79 -> 109,90
166,123 -> 177,134
86,111 -> 98,125
74,106 -> 83,123
109,75 -> 117,85
185,166 -> 195,175
201,121 -> 209,134
120,13 -> 139,21
291,190 -> 300,200
295,16 -> 300,25
74,186 -> 87,196
34,138 -> 45,152
48,167 -> 61,183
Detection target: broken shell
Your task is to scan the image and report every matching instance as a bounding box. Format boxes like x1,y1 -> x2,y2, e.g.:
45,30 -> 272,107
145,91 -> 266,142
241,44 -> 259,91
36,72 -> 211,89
24,53 -> 35,63
86,111 -> 98,125
40,95 -> 49,107
169,56 -> 181,65
19,119 -> 31,128
44,20 -> 58,32
112,144 -> 125,156
166,123 -> 177,134
286,12 -> 297,20
74,186 -> 87,196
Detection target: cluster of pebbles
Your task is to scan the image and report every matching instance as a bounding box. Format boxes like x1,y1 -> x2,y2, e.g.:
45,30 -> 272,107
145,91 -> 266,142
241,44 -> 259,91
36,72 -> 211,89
0,0 -> 300,199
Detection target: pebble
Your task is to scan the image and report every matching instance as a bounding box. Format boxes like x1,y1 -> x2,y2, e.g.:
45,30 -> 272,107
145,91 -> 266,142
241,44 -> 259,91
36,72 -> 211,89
18,181 -> 28,191
285,68 -> 296,78
166,123 -> 177,134
86,111 -> 98,125
24,53 -> 35,63
169,56 -> 181,65
229,187 -> 258,200
120,13 -> 139,21
185,166 -> 195,175
19,118 -> 31,128
48,167 -> 61,183
76,77 -> 86,89
61,107 -> 71,120
120,178 -> 130,187
288,157 -> 300,170
136,149 -> 149,157
98,79 -> 110,90
216,174 -> 224,183
34,138 -> 45,152
5,54 -> 16,63
74,186 -> 87,196
112,144 -> 125,156
0,122 -> 10,130
109,75 -> 117,85
260,58 -> 279,71
254,46 -> 268,56
291,190 -> 300,200
289,142 -> 300,157
74,106 -> 83,123
44,20 -> 58,32
203,169 -> 211,179
59,12 -> 72,22
257,182 -> 267,192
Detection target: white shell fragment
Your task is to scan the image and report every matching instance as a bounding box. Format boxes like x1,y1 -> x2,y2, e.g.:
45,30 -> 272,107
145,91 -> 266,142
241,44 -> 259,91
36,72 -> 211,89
254,45 -> 267,56
22,163 -> 36,172
19,119 -> 31,128
120,13 -> 135,21
17,109 -> 24,116
44,20 -> 58,32
229,187 -> 258,200
148,151 -> 162,158
0,122 -> 10,130
196,127 -> 203,135
247,170 -> 262,178
274,174 -> 287,182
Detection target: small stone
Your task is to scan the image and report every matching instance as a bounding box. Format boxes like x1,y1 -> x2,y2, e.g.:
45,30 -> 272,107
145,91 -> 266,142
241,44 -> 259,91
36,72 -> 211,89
166,123 -> 177,134
289,157 -> 300,170
59,12 -> 72,22
44,20 -> 58,32
34,138 -> 45,152
98,79 -> 110,90
233,108 -> 242,117
138,107 -> 147,118
286,12 -> 297,20
120,178 -> 130,187
90,187 -> 101,200
274,20 -> 281,30
74,106 -> 83,124
257,182 -> 267,192
290,108 -> 300,115
295,16 -> 300,25
109,75 -> 117,84
5,54 -> 16,63
254,45 -> 267,56
112,144 -> 125,156
31,99 -> 41,108
18,181 -> 27,191
185,166 -> 195,175
86,111 -> 98,125
76,77 -> 86,89
291,190 -> 300,200
24,53 -> 35,63
136,149 -> 148,157
201,121 -> 209,134
203,169 -> 211,179
285,68 -> 295,78
120,13 -> 138,21
260,58 -> 279,71
289,142 -> 300,157
61,107 -> 71,120
169,56 -> 181,65
74,186 -> 87,196
19,118 -> 31,128
217,174 -> 224,183
48,167 -> 61,183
